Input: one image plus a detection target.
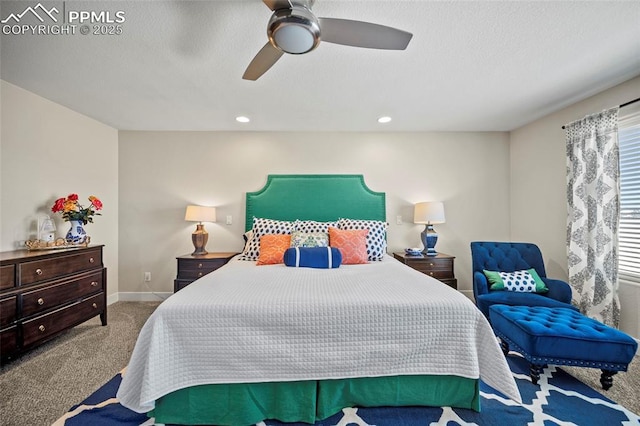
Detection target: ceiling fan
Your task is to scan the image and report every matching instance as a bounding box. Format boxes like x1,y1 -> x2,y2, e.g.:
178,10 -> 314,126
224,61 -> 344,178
243,0 -> 413,80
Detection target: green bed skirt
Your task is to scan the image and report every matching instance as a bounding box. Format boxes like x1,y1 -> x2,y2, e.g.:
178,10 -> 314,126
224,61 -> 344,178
149,375 -> 480,425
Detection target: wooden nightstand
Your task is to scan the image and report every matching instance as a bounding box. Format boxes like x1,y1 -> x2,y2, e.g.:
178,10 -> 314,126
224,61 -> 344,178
393,252 -> 457,289
174,252 -> 237,292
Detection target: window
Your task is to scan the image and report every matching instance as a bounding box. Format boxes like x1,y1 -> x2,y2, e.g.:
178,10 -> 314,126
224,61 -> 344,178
618,102 -> 640,283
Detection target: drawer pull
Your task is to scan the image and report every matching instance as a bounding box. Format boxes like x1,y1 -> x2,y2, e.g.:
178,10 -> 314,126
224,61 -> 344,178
91,281 -> 98,287
92,303 -> 98,309
38,325 -> 45,332
429,263 -> 434,266
198,272 -> 203,277
36,268 -> 43,275
89,257 -> 95,263
198,263 -> 203,268
37,298 -> 44,305
429,272 -> 434,276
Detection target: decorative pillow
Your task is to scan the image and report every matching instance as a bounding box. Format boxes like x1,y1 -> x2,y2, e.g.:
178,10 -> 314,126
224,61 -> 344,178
241,230 -> 253,251
283,247 -> 342,269
239,218 -> 294,261
328,227 -> 369,264
290,231 -> 329,248
257,234 -> 291,265
294,220 -> 338,233
337,218 -> 388,261
484,269 -> 549,293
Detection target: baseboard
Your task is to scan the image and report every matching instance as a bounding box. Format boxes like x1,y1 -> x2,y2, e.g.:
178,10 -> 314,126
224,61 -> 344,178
459,289 -> 474,301
107,292 -> 171,304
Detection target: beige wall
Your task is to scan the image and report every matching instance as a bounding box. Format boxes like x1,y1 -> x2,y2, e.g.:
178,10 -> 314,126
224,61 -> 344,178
3,75 -> 639,337
118,131 -> 511,298
0,81 -> 119,299
510,75 -> 640,338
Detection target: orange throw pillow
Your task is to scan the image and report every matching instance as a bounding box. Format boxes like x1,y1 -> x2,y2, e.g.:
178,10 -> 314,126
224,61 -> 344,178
257,234 -> 291,265
328,227 -> 369,264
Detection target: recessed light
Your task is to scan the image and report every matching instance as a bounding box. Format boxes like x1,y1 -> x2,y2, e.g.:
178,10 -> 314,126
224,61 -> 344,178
378,116 -> 392,124
236,116 -> 250,123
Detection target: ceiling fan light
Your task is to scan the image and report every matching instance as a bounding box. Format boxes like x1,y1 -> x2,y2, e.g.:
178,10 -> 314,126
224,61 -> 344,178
273,24 -> 316,54
267,5 -> 320,55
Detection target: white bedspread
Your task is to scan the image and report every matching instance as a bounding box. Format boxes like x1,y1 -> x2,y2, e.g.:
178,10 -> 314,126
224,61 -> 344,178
117,255 -> 521,412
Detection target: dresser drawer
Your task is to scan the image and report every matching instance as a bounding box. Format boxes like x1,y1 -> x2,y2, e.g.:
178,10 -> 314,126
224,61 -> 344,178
22,293 -> 104,347
0,325 -> 18,357
0,265 -> 15,290
19,249 -> 102,285
414,267 -> 454,280
177,260 -> 226,279
0,296 -> 17,328
417,258 -> 453,271
22,271 -> 104,317
178,268 -> 219,280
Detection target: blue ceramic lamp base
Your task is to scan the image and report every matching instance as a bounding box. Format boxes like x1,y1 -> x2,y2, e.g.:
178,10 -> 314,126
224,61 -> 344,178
421,224 -> 439,256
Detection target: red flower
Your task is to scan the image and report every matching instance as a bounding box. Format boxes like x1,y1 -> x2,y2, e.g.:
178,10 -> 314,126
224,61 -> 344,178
51,194 -> 103,224
51,198 -> 65,213
89,196 -> 103,210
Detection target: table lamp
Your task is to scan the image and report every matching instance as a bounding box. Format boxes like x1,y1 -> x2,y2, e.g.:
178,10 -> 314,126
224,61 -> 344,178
413,201 -> 445,256
185,205 -> 217,255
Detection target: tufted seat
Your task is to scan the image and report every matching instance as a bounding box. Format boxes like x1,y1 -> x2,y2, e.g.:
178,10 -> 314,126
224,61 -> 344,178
490,305 -> 638,390
471,241 -> 577,320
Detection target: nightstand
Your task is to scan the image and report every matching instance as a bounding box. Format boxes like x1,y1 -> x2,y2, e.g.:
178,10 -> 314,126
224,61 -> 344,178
393,252 -> 457,289
174,252 -> 238,292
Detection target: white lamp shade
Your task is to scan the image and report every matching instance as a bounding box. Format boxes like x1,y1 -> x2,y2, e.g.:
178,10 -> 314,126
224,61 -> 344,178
414,201 -> 445,224
185,205 -> 217,223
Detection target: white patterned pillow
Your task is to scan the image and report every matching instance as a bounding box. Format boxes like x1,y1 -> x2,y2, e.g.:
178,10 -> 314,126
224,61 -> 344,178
294,220 -> 338,233
238,218 -> 294,261
337,218 -> 388,261
290,231 -> 329,248
484,269 -> 548,293
501,270 -> 538,292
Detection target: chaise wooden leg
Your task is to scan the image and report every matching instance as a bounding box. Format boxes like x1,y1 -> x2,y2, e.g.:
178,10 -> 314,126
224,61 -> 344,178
530,364 -> 544,385
600,369 -> 617,390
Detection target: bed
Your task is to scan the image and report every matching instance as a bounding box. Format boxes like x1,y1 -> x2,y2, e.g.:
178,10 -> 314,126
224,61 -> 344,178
117,174 -> 520,425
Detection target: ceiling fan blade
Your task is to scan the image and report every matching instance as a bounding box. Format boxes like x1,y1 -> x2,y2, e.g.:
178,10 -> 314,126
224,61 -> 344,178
263,0 -> 292,11
318,17 -> 412,50
243,42 -> 284,81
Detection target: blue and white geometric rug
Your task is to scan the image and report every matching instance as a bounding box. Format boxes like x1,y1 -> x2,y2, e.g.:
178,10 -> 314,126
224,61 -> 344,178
54,355 -> 639,425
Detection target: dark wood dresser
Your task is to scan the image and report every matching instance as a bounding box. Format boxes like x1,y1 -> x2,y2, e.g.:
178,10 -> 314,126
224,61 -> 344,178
174,252 -> 237,292
393,252 -> 457,289
0,245 -> 107,363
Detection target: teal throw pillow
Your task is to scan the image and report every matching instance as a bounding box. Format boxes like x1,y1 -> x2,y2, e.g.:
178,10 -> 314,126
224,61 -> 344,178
483,269 -> 548,293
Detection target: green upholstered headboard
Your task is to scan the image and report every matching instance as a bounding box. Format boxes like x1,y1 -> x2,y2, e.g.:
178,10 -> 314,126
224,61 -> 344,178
245,175 -> 386,231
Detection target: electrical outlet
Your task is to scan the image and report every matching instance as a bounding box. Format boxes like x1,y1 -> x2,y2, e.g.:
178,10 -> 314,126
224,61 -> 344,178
226,215 -> 232,225
144,272 -> 151,282
396,215 -> 403,225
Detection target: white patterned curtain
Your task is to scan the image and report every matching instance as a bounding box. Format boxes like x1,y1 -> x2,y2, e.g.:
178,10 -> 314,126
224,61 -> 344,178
566,107 -> 620,327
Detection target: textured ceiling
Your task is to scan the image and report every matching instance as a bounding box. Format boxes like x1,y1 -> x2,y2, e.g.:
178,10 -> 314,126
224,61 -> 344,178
1,0 -> 639,131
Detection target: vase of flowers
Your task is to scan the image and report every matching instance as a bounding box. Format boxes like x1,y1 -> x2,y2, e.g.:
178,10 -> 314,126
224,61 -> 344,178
66,220 -> 87,244
51,194 -> 103,244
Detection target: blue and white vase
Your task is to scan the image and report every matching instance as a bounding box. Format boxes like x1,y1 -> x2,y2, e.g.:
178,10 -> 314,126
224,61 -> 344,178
66,220 -> 87,244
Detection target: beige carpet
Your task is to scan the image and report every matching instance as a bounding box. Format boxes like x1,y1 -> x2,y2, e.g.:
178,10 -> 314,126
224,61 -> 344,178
0,301 -> 638,426
0,301 -> 160,426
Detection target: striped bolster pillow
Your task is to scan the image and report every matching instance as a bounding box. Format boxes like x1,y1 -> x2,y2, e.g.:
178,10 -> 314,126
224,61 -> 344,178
283,247 -> 342,269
